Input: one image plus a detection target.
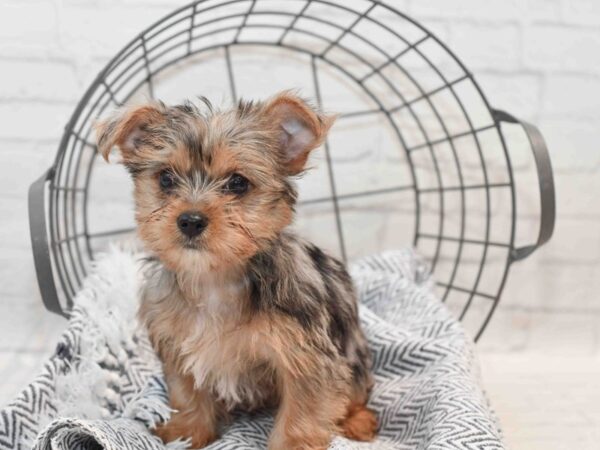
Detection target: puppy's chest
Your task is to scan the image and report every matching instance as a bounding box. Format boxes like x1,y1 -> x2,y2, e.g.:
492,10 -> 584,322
149,281 -> 275,408
181,317 -> 275,409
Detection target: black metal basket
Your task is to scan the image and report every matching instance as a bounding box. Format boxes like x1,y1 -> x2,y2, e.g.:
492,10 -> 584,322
28,0 -> 555,341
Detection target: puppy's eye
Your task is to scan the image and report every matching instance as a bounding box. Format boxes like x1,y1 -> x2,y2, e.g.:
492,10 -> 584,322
224,173 -> 249,195
159,170 -> 176,191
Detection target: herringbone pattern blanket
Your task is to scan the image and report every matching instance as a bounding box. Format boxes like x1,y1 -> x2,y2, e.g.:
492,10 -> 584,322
0,248 -> 504,449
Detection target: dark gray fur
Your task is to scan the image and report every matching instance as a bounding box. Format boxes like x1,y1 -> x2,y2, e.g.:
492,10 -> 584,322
247,231 -> 372,387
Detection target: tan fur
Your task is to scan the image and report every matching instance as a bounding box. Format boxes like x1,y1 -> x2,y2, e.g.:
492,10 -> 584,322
96,92 -> 376,449
340,403 -> 378,442
154,374 -> 220,447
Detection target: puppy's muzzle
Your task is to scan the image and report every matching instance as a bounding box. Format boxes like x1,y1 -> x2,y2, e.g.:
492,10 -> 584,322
177,211 -> 208,239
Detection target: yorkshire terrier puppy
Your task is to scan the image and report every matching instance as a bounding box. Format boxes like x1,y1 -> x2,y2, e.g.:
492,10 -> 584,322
96,92 -> 377,450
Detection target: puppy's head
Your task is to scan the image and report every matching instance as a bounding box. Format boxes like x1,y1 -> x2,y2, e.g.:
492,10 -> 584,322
95,92 -> 334,274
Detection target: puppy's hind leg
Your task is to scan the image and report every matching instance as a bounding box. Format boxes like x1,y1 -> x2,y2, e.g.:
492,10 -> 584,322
340,368 -> 377,441
342,333 -> 377,441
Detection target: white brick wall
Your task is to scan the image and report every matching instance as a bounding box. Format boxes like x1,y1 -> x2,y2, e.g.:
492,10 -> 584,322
0,0 -> 598,363
410,1 -> 600,353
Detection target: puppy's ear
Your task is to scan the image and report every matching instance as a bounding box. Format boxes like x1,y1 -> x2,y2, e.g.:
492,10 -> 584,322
95,103 -> 165,162
265,92 -> 335,175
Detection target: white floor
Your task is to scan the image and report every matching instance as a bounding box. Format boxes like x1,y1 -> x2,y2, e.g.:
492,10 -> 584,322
479,354 -> 600,450
1,305 -> 599,449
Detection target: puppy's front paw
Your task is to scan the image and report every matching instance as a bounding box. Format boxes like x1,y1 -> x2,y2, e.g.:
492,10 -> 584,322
154,421 -> 217,449
268,438 -> 329,450
268,427 -> 330,450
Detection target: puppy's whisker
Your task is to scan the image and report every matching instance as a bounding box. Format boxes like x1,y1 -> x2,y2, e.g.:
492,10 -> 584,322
143,204 -> 169,223
225,214 -> 257,241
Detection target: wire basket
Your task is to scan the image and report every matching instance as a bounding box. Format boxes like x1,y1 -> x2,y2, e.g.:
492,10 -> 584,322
28,0 -> 555,341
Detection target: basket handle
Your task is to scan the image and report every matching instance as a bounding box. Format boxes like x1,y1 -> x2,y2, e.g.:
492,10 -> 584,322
493,109 -> 556,262
28,167 -> 68,318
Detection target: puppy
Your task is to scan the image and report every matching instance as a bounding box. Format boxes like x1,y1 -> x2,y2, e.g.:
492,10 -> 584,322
96,92 -> 377,450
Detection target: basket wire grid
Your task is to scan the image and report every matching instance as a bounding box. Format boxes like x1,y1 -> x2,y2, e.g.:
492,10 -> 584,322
29,0 -> 555,341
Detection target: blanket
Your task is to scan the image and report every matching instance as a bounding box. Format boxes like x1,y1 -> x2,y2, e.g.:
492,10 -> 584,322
0,248 -> 504,450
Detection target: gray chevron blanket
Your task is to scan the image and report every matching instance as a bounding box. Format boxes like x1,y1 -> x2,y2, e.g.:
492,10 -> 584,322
0,248 -> 504,450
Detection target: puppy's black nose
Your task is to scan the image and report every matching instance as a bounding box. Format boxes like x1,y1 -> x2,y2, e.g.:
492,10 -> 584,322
177,212 -> 208,238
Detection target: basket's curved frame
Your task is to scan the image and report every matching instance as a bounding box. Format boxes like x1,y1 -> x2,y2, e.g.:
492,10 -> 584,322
28,0 -> 555,341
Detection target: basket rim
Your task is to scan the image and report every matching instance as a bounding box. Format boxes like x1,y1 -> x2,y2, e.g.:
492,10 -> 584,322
53,0 -> 506,170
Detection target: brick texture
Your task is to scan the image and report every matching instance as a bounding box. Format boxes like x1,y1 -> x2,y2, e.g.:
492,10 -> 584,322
410,0 -> 600,354
0,0 -> 598,364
